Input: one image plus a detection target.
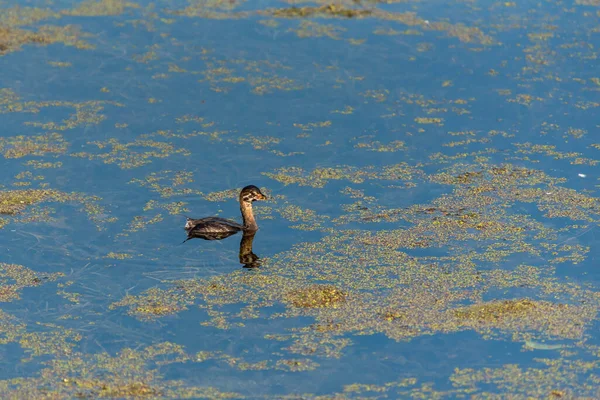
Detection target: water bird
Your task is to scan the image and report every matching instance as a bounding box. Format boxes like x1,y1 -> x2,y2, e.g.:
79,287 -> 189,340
184,185 -> 267,241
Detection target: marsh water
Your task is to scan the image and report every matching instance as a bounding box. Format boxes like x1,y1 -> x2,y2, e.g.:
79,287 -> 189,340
1,0 -> 600,397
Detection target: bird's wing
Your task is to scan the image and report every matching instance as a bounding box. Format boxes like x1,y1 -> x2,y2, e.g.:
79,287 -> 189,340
185,217 -> 244,232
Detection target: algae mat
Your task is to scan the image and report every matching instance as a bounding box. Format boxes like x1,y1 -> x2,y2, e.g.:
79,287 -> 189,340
0,0 -> 599,397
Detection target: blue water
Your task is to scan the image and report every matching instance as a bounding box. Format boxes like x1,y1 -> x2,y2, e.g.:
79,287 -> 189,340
0,0 -> 599,397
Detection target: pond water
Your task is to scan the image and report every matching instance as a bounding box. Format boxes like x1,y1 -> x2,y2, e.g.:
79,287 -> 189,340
1,0 -> 600,397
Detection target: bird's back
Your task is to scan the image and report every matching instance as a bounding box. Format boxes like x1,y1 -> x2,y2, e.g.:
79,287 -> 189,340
185,217 -> 244,235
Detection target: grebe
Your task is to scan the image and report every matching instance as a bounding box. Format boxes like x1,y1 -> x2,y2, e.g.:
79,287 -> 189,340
185,185 -> 266,240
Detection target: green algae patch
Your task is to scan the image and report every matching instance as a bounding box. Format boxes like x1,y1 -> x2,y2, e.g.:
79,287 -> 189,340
0,303 -> 82,362
109,287 -> 191,320
276,358 -> 320,372
104,252 -> 134,260
0,309 -> 26,347
0,89 -> 121,132
72,139 -> 191,169
57,289 -> 82,304
454,299 -> 591,340
265,5 -> 372,19
515,142 -> 599,166
62,0 -> 140,16
130,170 -> 200,198
354,139 -> 406,152
167,0 -> 247,18
0,25 -> 91,56
144,200 -> 189,215
0,188 -> 114,229
203,188 -> 240,202
169,53 -> 306,95
250,75 -> 305,95
0,189 -> 60,215
259,5 -> 494,44
23,100 -> 120,131
291,20 -> 347,40
114,156 -> 600,356
374,10 -> 495,45
0,132 -> 67,158
264,163 -> 423,188
0,263 -> 63,302
47,60 -> 72,68
118,214 -> 163,236
127,218 -> 600,347
23,160 -> 63,169
415,117 -> 444,125
0,6 -> 60,27
19,329 -> 82,362
285,285 -> 347,309
450,358 -> 600,398
233,134 -> 282,151
276,204 -> 329,230
0,342 -> 241,399
1,0 -> 600,394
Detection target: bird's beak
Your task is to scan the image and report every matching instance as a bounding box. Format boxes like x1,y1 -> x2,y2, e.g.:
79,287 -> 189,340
258,193 -> 267,200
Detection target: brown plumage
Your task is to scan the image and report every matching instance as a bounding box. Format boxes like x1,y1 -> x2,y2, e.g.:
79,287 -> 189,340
184,185 -> 267,241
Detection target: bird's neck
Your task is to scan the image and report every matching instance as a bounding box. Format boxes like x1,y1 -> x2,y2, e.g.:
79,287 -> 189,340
240,202 -> 258,231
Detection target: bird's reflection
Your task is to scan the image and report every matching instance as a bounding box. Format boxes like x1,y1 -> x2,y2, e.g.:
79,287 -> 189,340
238,232 -> 261,269
184,230 -> 261,269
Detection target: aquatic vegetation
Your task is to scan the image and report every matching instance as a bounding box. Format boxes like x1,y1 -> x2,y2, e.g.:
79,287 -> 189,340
291,20 -> 347,40
232,134 -> 282,151
0,188 -> 114,229
0,342 -> 242,398
0,0 -> 600,396
250,76 -> 305,95
118,213 -> 163,235
264,163 -> 423,188
104,252 -> 133,259
514,142 -> 599,166
202,188 -> 240,202
72,139 -> 190,169
63,0 -> 140,16
110,287 -> 190,320
0,89 -> 121,131
353,138 -> 406,152
360,89 -> 389,103
285,285 -> 347,309
277,204 -> 329,230
331,105 -> 354,114
450,358 -> 600,398
454,299 -> 591,339
22,160 -> 63,169
110,153 -> 600,359
144,200 -> 188,215
47,60 -> 72,68
186,55 -> 306,94
0,263 -> 63,302
266,5 -> 372,19
0,25 -> 91,55
0,132 -> 67,158
0,189 -> 58,215
23,100 -> 122,131
414,117 -> 444,125
293,120 -> 332,131
130,170 -> 199,198
0,6 -> 60,27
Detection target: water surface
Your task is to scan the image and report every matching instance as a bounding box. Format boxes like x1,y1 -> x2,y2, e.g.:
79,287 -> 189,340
1,0 -> 599,397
